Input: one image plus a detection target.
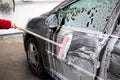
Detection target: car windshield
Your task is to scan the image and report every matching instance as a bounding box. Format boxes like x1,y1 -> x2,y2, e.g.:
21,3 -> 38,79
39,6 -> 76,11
64,0 -> 119,32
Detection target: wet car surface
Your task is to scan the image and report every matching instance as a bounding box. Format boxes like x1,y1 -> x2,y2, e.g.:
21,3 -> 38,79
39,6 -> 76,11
24,0 -> 120,80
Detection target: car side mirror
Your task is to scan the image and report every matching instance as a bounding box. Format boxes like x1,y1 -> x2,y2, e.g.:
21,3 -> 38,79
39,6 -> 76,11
45,14 -> 58,28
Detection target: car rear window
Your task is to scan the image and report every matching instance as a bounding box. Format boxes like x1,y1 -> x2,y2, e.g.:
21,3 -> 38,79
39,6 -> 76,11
64,0 -> 119,32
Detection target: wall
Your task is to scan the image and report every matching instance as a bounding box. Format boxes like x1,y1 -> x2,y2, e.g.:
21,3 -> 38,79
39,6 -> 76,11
0,1 -> 62,35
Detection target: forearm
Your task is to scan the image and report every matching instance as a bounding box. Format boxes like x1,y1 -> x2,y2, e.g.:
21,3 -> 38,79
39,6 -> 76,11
0,19 -> 11,29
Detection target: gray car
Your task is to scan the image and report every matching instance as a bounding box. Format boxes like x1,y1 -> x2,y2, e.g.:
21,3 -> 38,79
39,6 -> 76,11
23,0 -> 120,80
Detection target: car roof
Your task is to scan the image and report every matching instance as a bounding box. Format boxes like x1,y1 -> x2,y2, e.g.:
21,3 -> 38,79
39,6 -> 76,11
50,0 -> 77,14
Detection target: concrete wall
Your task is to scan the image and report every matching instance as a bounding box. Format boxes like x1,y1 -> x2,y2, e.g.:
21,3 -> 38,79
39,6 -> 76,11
0,1 -> 62,35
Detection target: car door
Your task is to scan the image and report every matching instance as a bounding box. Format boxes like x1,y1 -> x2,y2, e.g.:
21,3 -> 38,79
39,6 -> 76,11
51,0 -> 119,80
99,3 -> 120,80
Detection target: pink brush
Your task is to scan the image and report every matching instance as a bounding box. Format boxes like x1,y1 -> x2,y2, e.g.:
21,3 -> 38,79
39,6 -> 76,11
58,34 -> 72,59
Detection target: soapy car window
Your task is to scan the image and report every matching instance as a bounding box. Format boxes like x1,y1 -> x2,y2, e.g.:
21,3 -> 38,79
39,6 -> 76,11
64,0 -> 119,32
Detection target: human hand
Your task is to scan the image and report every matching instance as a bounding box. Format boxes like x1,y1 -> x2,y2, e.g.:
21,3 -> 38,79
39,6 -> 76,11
11,22 -> 17,29
11,22 -> 22,30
